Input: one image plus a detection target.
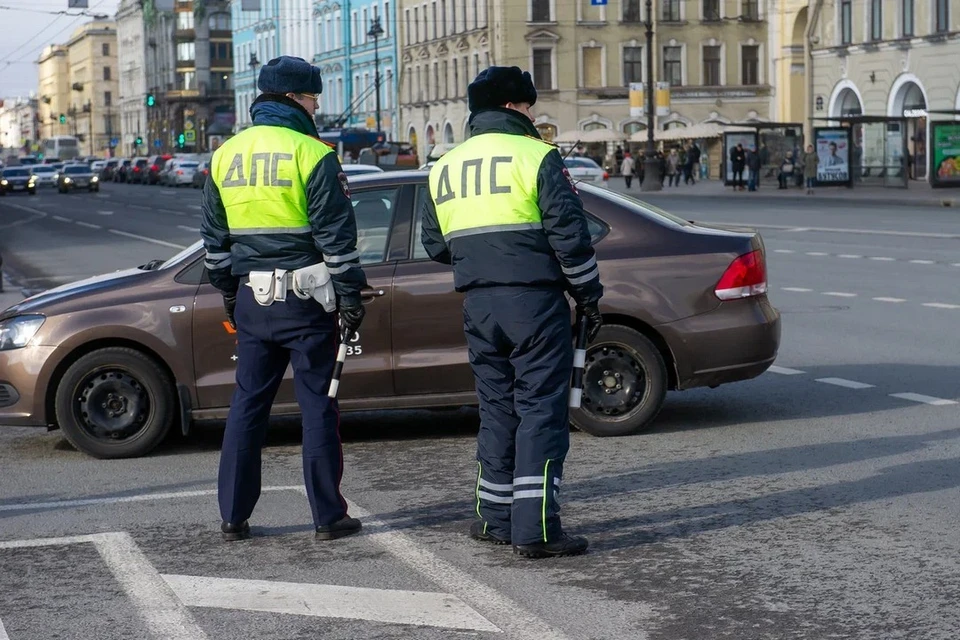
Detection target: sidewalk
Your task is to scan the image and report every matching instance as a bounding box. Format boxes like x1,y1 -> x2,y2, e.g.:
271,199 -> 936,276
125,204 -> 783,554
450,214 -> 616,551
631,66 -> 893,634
608,176 -> 958,208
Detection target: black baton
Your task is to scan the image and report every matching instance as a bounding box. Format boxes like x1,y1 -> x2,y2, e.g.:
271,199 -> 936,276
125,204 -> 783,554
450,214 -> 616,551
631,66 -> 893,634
569,309 -> 589,408
328,326 -> 353,398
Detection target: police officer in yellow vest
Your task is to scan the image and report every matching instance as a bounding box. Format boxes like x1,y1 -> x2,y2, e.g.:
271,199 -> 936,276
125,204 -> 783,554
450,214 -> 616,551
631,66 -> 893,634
421,66 -> 604,558
200,56 -> 367,542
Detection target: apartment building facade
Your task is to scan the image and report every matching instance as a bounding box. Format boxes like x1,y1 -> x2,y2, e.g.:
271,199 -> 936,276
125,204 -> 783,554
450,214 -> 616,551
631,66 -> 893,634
65,21 -> 121,157
37,45 -> 72,143
117,0 -> 148,155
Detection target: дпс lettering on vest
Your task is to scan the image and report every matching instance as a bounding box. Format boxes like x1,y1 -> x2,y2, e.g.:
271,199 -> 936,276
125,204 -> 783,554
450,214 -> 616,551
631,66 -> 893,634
222,152 -> 295,188
434,156 -> 514,203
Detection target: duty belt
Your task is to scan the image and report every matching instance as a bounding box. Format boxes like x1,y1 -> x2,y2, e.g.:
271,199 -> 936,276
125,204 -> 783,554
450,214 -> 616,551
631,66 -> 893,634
245,265 -> 336,312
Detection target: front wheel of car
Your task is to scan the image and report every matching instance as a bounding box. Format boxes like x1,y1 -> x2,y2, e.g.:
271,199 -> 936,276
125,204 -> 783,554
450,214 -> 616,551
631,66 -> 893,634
570,325 -> 668,437
55,347 -> 176,459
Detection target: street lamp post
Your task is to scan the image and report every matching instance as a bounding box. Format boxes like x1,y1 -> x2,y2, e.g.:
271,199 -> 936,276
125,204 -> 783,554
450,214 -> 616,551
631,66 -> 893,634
641,0 -> 662,191
367,11 -> 384,135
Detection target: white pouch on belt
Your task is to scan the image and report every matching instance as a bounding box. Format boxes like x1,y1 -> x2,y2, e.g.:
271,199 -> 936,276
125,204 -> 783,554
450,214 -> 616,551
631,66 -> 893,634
247,270 -> 276,306
292,263 -> 336,312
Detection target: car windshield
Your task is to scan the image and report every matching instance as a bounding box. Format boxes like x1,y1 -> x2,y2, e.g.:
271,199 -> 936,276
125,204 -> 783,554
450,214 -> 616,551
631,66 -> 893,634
32,166 -> 55,174
64,166 -> 90,174
158,240 -> 203,270
564,158 -> 600,169
3,168 -> 29,177
578,184 -> 691,227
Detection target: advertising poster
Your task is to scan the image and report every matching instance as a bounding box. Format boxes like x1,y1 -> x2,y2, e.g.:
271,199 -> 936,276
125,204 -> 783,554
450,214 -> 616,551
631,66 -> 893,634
723,131 -> 757,185
931,122 -> 960,187
814,128 -> 851,185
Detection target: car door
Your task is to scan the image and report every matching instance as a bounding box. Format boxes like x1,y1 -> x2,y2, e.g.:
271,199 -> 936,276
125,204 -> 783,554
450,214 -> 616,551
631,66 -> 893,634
390,184 -> 476,396
190,184 -> 404,411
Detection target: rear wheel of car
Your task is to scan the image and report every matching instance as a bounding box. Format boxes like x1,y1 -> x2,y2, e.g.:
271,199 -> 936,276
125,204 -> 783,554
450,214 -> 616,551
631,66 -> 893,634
55,347 -> 176,459
571,325 -> 668,437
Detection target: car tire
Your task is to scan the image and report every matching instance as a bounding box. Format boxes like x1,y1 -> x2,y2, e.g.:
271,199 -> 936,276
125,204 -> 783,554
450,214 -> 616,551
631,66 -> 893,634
55,347 -> 176,459
570,324 -> 668,438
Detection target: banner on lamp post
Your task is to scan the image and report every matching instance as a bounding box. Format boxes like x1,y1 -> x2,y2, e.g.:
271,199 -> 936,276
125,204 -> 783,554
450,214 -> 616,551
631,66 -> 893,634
629,83 -> 644,118
656,82 -> 671,117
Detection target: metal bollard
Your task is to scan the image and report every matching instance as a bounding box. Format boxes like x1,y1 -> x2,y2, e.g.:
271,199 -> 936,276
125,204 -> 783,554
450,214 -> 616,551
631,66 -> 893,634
569,310 -> 588,408
328,327 -> 353,398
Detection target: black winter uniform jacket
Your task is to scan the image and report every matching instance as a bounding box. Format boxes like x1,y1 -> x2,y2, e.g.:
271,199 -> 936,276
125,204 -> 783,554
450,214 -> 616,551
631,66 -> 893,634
420,108 -> 603,307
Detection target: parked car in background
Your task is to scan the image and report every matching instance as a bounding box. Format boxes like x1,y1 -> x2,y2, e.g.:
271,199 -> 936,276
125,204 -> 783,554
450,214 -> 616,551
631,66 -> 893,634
0,172 -> 779,459
191,161 -> 210,188
164,159 -> 200,187
564,156 -> 609,189
342,163 -> 384,176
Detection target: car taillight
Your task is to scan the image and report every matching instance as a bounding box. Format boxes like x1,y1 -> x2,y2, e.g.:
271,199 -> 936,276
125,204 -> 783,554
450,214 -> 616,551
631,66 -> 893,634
134,167 -> 140,172
603,171 -> 609,181
202,169 -> 209,175
715,250 -> 767,300
177,170 -> 183,175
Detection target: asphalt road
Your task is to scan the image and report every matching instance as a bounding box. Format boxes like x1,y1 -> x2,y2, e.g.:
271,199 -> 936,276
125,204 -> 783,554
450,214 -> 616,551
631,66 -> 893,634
1,181 -> 959,639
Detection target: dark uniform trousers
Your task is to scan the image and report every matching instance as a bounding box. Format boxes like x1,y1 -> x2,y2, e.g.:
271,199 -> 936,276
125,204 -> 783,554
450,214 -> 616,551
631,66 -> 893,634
463,285 -> 573,546
218,284 -> 348,528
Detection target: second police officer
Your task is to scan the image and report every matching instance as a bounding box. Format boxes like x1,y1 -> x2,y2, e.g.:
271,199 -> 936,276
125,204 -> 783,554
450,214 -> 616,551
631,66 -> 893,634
421,66 -> 604,558
200,56 -> 368,542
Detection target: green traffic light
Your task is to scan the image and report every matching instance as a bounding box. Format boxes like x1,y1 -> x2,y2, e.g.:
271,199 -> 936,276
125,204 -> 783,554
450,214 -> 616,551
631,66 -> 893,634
59,114 -> 66,124
145,94 -> 156,107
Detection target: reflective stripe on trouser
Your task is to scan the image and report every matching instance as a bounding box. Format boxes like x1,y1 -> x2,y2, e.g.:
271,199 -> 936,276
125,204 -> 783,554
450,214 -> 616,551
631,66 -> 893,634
218,285 -> 348,528
465,286 -> 572,545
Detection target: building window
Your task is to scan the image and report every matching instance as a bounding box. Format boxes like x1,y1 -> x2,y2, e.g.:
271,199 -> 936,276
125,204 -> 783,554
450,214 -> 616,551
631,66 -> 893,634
103,66 -> 111,81
210,42 -> 230,62
703,0 -> 720,20
176,11 -> 194,30
209,13 -> 230,30
662,0 -> 680,21
530,0 -> 550,22
177,42 -> 195,62
742,0 -> 759,20
453,57 -> 459,96
413,7 -> 419,42
404,9 -> 411,45
935,0 -> 949,32
532,47 -> 553,89
104,91 -> 112,106
431,1 -> 437,39
217,73 -> 231,92
870,0 -> 882,40
384,2 -> 390,37
581,45 -> 602,88
741,44 -> 759,85
177,71 -> 196,90
703,45 -> 721,85
102,43 -> 110,56
840,0 -> 852,44
442,60 -> 448,98
623,0 -> 641,22
901,0 -> 914,36
623,46 -> 642,84
662,46 -> 682,86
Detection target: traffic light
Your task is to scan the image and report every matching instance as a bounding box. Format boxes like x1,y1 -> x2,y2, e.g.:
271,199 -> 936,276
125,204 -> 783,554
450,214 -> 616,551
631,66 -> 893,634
135,136 -> 143,146
177,133 -> 185,147
59,113 -> 66,124
145,93 -> 156,107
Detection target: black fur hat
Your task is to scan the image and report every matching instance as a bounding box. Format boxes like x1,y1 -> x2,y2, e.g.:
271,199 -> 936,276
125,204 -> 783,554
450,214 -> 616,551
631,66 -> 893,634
467,66 -> 538,113
258,55 -> 323,95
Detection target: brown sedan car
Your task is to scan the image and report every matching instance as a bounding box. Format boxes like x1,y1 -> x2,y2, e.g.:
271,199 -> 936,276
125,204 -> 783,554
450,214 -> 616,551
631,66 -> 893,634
0,172 -> 780,459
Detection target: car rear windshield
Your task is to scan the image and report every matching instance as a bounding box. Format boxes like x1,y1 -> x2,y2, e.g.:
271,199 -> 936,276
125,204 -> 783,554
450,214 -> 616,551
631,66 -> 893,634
64,166 -> 89,174
179,162 -> 199,168
579,184 -> 690,228
2,168 -> 29,177
32,166 -> 55,173
564,158 -> 600,169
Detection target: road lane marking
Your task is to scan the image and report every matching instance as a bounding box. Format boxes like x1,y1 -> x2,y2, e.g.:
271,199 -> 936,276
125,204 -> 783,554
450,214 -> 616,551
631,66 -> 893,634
76,221 -> 102,229
332,490 -> 573,640
805,252 -> 828,256
768,366 -> 805,375
0,485 -> 300,513
952,263 -> 960,267
782,287 -> 813,292
162,574 -> 500,632
873,297 -> 906,303
176,225 -> 200,233
815,378 -> 874,389
922,302 -> 960,309
0,533 -> 208,640
837,254 -> 863,259
0,202 -> 47,230
0,616 -> 8,640
788,227 -> 810,232
187,204 -> 202,210
51,215 -> 72,223
822,291 -> 857,297
107,230 -> 187,250
869,256 -> 895,261
890,393 -> 958,406
909,259 -> 935,264
716,221 -> 960,240
97,210 -> 114,215
773,249 -> 794,253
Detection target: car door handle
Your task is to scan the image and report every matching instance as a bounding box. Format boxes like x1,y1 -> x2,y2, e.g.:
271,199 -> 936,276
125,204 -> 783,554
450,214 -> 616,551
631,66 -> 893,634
361,288 -> 386,299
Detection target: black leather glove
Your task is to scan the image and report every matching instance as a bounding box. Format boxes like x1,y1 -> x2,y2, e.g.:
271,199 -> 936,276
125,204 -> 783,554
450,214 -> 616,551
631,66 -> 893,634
222,292 -> 237,330
338,296 -> 365,337
578,303 -> 603,343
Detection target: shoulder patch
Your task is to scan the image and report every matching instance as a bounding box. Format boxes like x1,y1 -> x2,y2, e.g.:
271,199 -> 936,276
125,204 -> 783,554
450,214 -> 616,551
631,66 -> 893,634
337,171 -> 351,198
561,167 -> 579,195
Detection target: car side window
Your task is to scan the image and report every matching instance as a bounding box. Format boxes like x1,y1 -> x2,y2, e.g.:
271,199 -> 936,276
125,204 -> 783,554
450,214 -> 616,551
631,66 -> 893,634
351,186 -> 401,264
410,185 -> 607,260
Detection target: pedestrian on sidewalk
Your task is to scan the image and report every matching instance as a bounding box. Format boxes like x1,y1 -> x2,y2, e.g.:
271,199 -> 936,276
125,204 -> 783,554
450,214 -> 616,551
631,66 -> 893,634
746,146 -> 762,191
621,152 -> 635,188
730,143 -> 746,191
667,149 -> 681,187
778,152 -> 795,189
802,144 -> 819,195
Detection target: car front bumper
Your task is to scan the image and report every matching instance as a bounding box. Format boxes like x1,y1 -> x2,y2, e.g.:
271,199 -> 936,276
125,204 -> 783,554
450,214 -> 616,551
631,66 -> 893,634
0,345 -> 57,427
658,295 -> 781,390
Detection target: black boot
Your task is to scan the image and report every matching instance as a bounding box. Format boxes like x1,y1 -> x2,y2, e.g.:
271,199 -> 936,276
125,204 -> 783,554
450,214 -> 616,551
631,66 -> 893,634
221,520 -> 250,542
315,516 -> 362,540
513,533 -> 588,558
469,520 -> 510,545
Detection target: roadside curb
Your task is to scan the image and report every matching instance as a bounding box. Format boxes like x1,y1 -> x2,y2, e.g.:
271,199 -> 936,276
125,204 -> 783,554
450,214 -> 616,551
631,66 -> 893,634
617,190 -> 956,209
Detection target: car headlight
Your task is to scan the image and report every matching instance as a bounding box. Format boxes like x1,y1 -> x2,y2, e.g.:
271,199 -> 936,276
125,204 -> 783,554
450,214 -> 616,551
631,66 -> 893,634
0,315 -> 45,351
64,177 -> 72,183
91,176 -> 99,182
52,174 -> 59,180
1,180 -> 7,186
